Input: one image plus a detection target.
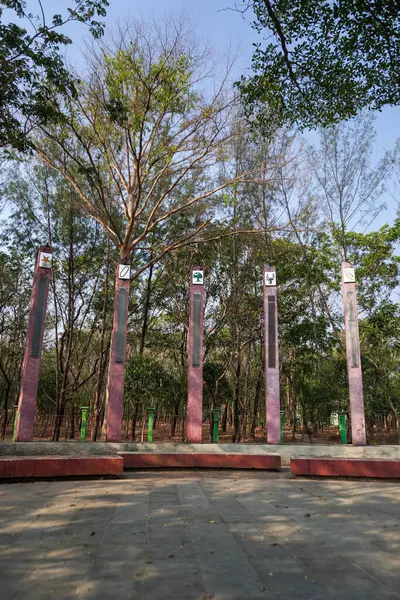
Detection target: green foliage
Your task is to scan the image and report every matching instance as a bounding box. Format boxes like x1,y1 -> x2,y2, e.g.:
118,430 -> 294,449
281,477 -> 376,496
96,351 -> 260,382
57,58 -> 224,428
346,222 -> 400,312
238,0 -> 400,130
0,82 -> 399,442
124,354 -> 176,408
32,19 -> 235,262
360,301 -> 400,420
0,0 -> 108,151
104,49 -> 194,123
203,362 -> 231,407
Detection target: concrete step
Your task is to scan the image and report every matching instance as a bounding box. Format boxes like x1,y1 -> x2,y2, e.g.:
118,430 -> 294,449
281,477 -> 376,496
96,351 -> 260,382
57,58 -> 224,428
0,456 -> 123,479
291,457 -> 400,479
119,452 -> 281,470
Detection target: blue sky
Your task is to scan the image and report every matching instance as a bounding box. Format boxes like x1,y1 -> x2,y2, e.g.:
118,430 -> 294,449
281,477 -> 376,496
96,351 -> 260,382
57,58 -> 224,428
12,0 -> 400,162
70,0 -> 400,226
7,0 -> 400,225
96,0 -> 400,151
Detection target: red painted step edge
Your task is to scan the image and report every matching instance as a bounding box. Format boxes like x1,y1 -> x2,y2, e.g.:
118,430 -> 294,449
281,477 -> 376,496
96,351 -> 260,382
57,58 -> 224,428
291,457 -> 400,479
120,453 -> 281,470
0,456 -> 123,479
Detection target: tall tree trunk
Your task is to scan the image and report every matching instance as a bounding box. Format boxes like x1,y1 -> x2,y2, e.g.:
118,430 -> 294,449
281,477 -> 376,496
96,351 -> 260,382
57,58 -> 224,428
139,262 -> 153,354
300,399 -> 313,444
389,400 -> 399,444
92,239 -> 111,441
241,345 -> 251,441
251,367 -> 263,438
232,349 -> 241,443
208,396 -> 215,442
131,401 -> 139,441
170,396 -> 181,438
0,359 -> 11,439
69,405 -> 75,440
153,401 -> 159,430
53,398 -> 66,441
222,403 -> 228,433
53,207 -> 75,441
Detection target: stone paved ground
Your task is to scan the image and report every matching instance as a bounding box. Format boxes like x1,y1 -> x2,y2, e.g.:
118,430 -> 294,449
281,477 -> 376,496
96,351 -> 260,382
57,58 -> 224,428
0,471 -> 399,600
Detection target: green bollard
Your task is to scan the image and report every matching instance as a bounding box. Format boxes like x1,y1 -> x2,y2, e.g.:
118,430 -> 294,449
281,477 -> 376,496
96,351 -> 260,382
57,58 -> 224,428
12,406 -> 18,441
338,412 -> 347,444
280,410 -> 285,443
80,406 -> 89,441
147,408 -> 155,442
212,409 -> 220,443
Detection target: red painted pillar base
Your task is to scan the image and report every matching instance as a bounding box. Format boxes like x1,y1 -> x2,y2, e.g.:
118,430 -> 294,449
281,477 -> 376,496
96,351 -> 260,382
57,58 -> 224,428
341,262 -> 366,446
187,267 -> 204,443
263,266 -> 280,444
16,246 -> 53,441
105,263 -> 130,442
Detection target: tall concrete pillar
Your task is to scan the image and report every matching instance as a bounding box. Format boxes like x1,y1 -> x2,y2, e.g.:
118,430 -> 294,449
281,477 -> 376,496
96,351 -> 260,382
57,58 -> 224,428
341,262 -> 366,445
15,246 -> 53,441
105,262 -> 130,442
263,266 -> 280,444
187,266 -> 204,443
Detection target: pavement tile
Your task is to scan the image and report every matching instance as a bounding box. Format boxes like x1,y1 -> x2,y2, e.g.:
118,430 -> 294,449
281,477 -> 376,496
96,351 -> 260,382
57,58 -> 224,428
0,472 -> 399,600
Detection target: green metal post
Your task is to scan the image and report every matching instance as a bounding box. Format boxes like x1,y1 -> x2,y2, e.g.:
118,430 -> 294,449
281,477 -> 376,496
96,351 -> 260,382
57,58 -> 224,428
12,406 -> 18,441
338,412 -> 347,444
80,406 -> 89,441
147,408 -> 155,442
280,410 -> 284,443
212,409 -> 220,443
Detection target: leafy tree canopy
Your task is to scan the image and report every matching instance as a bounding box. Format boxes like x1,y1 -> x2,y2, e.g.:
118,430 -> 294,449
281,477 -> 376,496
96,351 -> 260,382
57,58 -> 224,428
0,0 -> 108,151
238,0 -> 400,131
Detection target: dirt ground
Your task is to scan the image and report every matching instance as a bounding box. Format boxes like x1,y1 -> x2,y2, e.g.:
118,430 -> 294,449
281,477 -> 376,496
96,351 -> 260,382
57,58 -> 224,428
4,420 -> 395,445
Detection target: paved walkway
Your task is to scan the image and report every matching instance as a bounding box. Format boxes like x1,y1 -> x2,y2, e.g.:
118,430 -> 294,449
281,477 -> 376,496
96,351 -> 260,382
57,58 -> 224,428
0,471 -> 399,599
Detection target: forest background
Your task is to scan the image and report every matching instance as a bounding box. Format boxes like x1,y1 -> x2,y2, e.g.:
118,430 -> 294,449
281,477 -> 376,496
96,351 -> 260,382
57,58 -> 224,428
1,0 -> 400,443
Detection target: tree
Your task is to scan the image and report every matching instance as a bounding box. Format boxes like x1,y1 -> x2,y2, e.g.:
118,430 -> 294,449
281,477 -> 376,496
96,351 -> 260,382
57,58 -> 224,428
3,162 -> 112,440
237,0 -> 400,130
308,114 -> 393,259
31,17 -> 284,439
124,354 -> 175,440
33,18 -> 266,265
0,249 -> 31,438
0,0 -> 108,151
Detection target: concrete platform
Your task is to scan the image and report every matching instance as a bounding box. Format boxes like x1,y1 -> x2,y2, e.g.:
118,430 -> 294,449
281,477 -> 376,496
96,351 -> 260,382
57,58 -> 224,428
0,442 -> 119,457
0,472 -> 399,600
120,452 -> 281,470
111,442 -> 400,467
291,457 -> 400,479
0,456 -> 123,479
0,442 -> 399,468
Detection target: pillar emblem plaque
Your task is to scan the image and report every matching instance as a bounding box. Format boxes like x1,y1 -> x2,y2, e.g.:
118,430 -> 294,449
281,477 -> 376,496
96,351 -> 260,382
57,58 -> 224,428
265,271 -> 276,286
343,267 -> 355,283
192,270 -> 204,284
118,264 -> 131,280
39,252 -> 52,268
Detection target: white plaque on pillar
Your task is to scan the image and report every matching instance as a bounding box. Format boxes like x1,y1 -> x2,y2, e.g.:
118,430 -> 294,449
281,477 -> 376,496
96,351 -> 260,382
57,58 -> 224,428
264,271 -> 276,286
118,264 -> 131,280
192,270 -> 204,285
343,267 -> 355,283
39,252 -> 52,268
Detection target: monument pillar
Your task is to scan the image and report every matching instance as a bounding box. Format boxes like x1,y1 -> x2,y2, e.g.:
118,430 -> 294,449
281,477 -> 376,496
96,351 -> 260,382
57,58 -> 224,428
187,266 -> 204,443
105,262 -> 130,442
263,266 -> 280,444
15,246 -> 53,441
341,262 -> 366,445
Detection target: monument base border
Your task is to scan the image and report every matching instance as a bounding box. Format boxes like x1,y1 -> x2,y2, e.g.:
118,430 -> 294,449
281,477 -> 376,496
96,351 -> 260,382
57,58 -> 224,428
291,457 -> 400,479
120,452 -> 281,470
0,456 -> 123,479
